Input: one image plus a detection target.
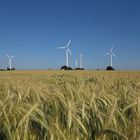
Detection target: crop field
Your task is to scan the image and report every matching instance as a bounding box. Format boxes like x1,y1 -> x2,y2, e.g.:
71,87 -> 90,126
0,70 -> 140,140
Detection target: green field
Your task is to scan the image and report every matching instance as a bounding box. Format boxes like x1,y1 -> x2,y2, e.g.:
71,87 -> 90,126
0,70 -> 140,140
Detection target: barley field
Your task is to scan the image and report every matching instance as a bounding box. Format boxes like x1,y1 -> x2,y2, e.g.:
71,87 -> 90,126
0,70 -> 140,140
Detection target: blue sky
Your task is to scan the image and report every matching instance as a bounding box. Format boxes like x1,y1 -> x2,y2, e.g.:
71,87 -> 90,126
0,0 -> 140,70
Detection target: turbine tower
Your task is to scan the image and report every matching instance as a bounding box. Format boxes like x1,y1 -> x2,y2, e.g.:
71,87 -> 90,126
58,40 -> 72,67
105,46 -> 116,67
75,59 -> 78,68
6,54 -> 14,69
80,54 -> 83,68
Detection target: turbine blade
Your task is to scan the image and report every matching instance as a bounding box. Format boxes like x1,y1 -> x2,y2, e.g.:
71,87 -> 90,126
67,48 -> 72,55
105,53 -> 110,56
58,47 -> 66,49
6,54 -> 10,57
111,46 -> 114,52
112,53 -> 116,57
67,40 -> 71,47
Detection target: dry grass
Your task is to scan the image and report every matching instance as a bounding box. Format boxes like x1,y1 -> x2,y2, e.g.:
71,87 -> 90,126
0,70 -> 140,140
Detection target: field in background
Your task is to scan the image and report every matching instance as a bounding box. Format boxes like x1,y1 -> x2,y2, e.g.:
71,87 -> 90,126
0,70 -> 140,140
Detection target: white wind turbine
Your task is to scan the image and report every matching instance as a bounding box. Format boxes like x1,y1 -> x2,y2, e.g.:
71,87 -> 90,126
105,46 -> 116,67
6,54 -> 14,69
58,40 -> 72,67
79,54 -> 83,68
75,59 -> 78,68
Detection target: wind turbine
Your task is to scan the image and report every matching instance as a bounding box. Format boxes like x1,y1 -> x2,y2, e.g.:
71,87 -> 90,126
105,46 -> 116,67
79,54 -> 83,68
58,40 -> 72,67
75,59 -> 78,68
6,54 -> 14,69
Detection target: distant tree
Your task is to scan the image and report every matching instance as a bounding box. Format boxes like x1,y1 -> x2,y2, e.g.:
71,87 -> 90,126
61,65 -> 72,70
106,66 -> 115,70
7,67 -> 15,70
76,68 -> 84,70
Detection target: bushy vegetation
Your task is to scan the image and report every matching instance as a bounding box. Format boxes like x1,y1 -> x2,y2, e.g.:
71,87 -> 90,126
0,70 -> 140,140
